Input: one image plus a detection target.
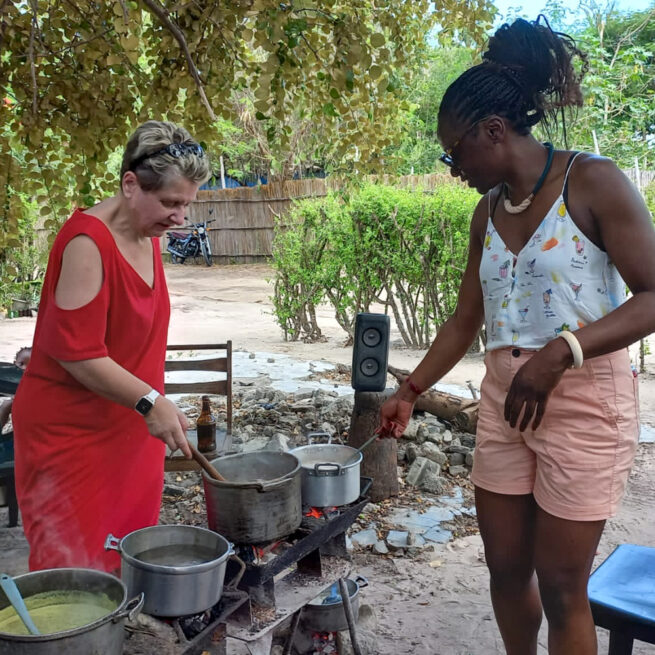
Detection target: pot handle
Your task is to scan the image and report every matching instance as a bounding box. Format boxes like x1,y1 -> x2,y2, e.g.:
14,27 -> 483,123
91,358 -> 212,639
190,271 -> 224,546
252,476 -> 294,492
112,593 -> 144,623
354,575 -> 369,589
315,462 -> 342,476
225,553 -> 246,590
104,534 -> 122,553
307,431 -> 332,445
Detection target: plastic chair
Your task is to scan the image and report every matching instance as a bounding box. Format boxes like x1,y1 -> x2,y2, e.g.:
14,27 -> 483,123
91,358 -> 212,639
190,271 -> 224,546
163,341 -> 232,472
588,543 -> 655,654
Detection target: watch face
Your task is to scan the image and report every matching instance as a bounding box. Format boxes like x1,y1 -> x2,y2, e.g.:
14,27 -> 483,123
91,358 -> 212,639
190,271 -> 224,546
135,397 -> 153,415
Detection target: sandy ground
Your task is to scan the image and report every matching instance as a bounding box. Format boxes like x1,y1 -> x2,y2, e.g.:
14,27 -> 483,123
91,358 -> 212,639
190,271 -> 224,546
1,262 -> 655,654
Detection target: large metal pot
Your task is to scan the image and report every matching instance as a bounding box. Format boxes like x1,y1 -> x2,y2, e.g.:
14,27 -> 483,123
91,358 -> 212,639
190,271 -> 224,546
301,576 -> 368,633
0,568 -> 142,655
202,451 -> 302,544
291,433 -> 362,507
105,524 -> 233,617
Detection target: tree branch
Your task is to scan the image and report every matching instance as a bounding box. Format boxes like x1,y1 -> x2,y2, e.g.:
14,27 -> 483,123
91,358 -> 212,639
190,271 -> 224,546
609,8 -> 655,70
140,0 -> 217,121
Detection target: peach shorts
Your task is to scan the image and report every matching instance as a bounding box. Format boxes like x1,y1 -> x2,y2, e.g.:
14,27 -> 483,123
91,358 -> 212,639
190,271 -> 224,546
471,347 -> 639,521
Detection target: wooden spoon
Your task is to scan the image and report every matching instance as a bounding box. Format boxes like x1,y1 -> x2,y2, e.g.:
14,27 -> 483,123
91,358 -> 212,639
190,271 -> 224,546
189,442 -> 226,482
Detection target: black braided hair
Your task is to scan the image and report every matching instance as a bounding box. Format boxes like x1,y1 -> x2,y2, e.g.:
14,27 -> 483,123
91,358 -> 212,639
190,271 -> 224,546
438,15 -> 587,140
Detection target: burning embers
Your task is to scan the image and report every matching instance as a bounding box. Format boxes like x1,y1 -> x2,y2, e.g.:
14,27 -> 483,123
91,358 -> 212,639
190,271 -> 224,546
304,506 -> 339,520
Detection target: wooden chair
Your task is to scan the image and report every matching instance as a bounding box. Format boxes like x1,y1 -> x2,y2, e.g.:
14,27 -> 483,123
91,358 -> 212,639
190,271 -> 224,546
588,543 -> 655,654
164,341 -> 232,472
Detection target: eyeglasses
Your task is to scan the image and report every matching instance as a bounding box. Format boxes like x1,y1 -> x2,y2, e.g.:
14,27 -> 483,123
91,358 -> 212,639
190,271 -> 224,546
129,142 -> 205,171
439,117 -> 488,169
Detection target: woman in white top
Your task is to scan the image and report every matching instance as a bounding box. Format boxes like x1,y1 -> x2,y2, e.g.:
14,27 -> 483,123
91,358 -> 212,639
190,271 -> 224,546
379,16 -> 655,655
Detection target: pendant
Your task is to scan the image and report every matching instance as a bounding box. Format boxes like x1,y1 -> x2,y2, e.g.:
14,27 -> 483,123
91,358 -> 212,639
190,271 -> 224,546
503,191 -> 534,214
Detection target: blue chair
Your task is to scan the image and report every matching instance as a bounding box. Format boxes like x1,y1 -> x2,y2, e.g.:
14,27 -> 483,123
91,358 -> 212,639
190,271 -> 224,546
588,544 -> 655,654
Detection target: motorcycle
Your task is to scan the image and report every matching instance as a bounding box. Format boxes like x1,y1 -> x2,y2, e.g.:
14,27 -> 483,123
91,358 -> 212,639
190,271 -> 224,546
167,217 -> 215,266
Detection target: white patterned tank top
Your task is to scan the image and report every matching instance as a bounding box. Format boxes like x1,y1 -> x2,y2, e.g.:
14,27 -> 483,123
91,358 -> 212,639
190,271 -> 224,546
480,153 -> 626,351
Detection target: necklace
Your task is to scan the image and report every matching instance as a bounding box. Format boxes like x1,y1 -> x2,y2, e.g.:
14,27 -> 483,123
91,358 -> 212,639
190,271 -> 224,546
503,142 -> 555,214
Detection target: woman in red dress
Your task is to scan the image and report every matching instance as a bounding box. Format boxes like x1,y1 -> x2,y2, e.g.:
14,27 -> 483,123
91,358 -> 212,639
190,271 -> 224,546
12,121 -> 211,572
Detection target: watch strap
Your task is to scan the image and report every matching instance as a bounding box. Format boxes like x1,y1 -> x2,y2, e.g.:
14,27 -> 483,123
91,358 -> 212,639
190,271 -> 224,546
135,388 -> 160,416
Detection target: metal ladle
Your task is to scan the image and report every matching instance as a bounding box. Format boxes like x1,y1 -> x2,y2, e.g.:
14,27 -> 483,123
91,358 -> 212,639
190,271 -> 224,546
0,573 -> 40,635
347,433 -> 379,465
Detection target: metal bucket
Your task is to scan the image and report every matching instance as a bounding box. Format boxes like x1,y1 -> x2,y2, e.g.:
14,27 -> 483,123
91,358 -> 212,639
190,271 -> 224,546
291,433 -> 362,507
0,568 -> 142,655
300,576 -> 368,633
202,451 -> 302,544
105,525 -> 233,617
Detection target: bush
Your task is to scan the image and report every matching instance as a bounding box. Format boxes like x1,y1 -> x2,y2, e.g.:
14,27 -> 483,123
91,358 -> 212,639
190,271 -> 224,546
644,180 -> 655,221
271,182 -> 478,347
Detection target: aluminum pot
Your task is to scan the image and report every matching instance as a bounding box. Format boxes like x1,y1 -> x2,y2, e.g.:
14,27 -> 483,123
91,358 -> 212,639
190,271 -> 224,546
0,568 -> 143,655
300,576 -> 368,633
291,433 -> 362,507
202,451 -> 302,544
105,524 -> 233,617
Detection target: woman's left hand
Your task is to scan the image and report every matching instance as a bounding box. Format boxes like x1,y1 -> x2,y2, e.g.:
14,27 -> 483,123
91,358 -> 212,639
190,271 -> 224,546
504,339 -> 572,431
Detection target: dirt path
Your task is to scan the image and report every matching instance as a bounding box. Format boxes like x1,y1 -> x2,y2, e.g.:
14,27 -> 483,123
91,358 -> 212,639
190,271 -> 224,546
1,262 -> 655,653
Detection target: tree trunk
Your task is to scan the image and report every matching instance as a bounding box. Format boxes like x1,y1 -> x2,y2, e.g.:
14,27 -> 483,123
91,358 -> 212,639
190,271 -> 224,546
347,391 -> 398,502
387,365 -> 479,433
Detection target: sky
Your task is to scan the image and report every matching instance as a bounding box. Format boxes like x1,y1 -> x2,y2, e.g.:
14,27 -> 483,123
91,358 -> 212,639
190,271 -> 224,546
492,0 -> 654,24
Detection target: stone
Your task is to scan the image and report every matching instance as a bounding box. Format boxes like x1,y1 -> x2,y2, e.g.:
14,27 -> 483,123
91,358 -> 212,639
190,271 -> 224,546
337,627 -> 379,655
320,421 -> 336,436
442,429 -> 453,444
449,465 -> 468,476
374,540 -> 389,555
162,483 -> 186,497
405,442 -> 419,464
465,451 -> 474,467
460,433 -> 476,449
402,420 -> 419,441
265,433 -> 290,452
396,446 -> 406,464
262,425 -> 275,437
425,428 -> 443,445
240,436 -> 269,452
448,453 -> 465,466
248,352 -> 256,359
416,424 -> 430,444
351,528 -> 378,548
444,444 -> 469,455
386,530 -> 409,549
419,442 -> 447,467
406,457 -> 444,494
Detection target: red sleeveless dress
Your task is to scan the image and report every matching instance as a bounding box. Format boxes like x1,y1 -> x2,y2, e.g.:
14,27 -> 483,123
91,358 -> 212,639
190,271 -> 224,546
13,209 -> 168,572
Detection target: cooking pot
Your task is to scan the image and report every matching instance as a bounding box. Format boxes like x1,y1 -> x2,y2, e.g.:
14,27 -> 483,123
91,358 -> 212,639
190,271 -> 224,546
105,524 -> 236,617
202,451 -> 302,543
0,567 -> 142,655
300,576 -> 368,633
291,433 -> 362,507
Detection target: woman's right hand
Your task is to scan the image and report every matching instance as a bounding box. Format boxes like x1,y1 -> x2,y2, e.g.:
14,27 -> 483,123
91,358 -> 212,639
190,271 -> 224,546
144,396 -> 191,458
377,392 -> 416,439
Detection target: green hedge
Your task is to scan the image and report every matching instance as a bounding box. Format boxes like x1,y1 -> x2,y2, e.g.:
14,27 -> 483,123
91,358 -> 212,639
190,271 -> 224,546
271,182 -> 478,347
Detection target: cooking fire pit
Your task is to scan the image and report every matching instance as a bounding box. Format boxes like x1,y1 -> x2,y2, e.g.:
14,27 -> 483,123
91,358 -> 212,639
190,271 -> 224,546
123,477 -> 372,655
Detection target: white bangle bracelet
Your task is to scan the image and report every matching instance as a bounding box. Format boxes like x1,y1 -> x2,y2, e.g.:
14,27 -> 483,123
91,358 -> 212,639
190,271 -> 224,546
556,330 -> 584,369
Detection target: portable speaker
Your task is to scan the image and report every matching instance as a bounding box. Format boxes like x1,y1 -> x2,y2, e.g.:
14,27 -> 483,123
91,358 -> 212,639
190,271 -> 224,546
351,313 -> 390,391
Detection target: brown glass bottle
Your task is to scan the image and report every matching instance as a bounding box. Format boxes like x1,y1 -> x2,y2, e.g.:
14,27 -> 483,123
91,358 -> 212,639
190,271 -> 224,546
196,395 -> 216,453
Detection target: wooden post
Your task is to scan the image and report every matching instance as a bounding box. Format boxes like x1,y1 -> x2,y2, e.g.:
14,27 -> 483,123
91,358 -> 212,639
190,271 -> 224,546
219,155 -> 226,189
347,391 -> 398,502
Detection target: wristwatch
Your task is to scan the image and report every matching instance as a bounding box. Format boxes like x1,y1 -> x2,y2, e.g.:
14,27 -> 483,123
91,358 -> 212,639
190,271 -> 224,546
135,389 -> 160,416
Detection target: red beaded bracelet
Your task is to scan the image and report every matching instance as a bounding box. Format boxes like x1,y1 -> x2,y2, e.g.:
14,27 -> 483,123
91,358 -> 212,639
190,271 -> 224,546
406,376 -> 423,395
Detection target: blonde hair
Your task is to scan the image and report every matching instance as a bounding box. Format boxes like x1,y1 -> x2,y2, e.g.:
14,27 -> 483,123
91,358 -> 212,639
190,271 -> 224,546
120,120 -> 211,191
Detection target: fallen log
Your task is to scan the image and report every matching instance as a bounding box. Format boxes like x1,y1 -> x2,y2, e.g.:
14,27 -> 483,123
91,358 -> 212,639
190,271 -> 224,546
387,365 -> 479,433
